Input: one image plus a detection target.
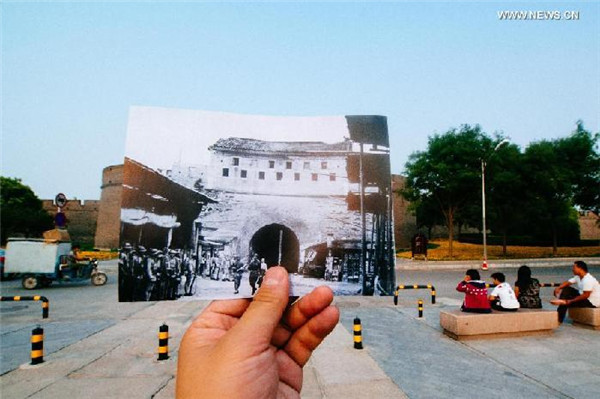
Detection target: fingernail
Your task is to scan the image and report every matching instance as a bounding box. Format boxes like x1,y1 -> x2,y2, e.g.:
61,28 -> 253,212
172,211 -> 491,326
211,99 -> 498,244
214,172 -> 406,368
263,267 -> 286,286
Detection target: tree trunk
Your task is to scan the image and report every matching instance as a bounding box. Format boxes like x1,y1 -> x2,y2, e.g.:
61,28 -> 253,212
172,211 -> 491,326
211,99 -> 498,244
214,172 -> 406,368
502,228 -> 507,257
552,223 -> 558,256
447,209 -> 454,258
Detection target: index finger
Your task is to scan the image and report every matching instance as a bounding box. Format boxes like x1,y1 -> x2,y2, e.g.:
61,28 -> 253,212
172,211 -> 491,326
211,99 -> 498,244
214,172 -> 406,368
271,286 -> 334,348
284,286 -> 335,330
283,305 -> 340,367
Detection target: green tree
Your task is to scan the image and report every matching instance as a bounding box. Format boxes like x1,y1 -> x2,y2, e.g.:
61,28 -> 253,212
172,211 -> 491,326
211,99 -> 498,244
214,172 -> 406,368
405,195 -> 443,239
486,143 -> 528,255
522,123 -> 599,254
403,125 -> 494,257
561,121 -> 600,213
0,177 -> 53,244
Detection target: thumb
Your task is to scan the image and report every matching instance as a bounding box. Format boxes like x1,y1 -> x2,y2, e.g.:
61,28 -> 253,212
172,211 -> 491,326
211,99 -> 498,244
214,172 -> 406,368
229,266 -> 290,347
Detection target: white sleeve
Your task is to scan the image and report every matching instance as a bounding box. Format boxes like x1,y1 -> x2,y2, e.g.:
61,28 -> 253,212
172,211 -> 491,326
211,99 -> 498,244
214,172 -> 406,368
490,286 -> 499,296
568,277 -> 578,284
581,278 -> 595,291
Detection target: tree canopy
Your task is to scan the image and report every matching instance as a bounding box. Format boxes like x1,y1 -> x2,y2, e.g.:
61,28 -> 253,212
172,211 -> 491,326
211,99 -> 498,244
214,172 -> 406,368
402,125 -> 496,256
403,122 -> 599,257
485,142 -> 529,254
1,177 -> 53,244
520,123 -> 599,253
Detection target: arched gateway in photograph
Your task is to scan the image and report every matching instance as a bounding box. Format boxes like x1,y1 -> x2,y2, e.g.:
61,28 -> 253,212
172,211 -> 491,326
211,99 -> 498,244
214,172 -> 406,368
249,224 -> 300,273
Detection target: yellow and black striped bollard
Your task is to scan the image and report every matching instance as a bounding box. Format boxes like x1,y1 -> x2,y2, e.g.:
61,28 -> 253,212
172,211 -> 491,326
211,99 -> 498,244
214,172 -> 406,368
418,299 -> 424,318
427,284 -> 436,304
353,317 -> 363,350
34,295 -> 50,319
158,324 -> 169,360
31,326 -> 44,365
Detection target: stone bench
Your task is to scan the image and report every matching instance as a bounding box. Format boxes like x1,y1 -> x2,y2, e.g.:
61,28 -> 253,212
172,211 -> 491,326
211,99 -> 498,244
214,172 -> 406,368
568,307 -> 600,330
440,309 -> 559,340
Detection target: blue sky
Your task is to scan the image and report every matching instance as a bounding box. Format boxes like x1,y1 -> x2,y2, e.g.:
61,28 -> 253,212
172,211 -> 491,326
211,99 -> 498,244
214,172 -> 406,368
2,1 -> 598,200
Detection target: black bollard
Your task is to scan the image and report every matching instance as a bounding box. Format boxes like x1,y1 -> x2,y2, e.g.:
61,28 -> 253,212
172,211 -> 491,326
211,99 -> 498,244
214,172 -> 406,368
418,299 -> 424,318
158,324 -> 169,360
353,317 -> 363,350
37,296 -> 50,319
31,326 -> 44,365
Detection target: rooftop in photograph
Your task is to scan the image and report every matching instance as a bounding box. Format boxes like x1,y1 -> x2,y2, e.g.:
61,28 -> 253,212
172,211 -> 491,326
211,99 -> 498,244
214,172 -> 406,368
209,137 -> 352,155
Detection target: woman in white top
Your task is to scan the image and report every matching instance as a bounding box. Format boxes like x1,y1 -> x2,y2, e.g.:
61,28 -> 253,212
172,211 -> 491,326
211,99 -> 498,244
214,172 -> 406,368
488,272 -> 520,312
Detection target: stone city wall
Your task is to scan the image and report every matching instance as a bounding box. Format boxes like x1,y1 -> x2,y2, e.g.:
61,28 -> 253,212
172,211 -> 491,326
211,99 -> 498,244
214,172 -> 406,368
579,211 -> 600,241
42,199 -> 100,246
89,165 -> 416,251
94,164 -> 124,249
391,175 -> 416,248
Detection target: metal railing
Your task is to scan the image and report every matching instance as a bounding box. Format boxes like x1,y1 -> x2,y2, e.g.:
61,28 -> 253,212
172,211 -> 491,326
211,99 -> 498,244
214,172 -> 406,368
0,296 -> 49,318
393,284 -> 436,305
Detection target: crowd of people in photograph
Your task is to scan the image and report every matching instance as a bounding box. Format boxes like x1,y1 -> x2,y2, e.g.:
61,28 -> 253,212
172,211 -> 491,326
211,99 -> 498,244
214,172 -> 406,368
118,243 -> 195,301
118,244 -> 269,301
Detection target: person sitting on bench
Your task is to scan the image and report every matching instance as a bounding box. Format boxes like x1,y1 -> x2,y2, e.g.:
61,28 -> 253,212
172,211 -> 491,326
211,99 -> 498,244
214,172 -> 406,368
514,265 -> 542,309
551,261 -> 600,323
456,269 -> 491,313
488,272 -> 519,312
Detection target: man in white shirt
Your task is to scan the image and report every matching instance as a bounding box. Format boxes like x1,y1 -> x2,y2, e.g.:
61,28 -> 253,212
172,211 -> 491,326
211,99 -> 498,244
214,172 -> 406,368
257,258 -> 268,288
551,261 -> 600,323
488,272 -> 520,311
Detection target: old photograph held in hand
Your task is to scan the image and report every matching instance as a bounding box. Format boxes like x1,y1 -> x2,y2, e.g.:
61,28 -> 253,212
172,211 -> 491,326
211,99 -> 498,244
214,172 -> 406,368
118,108 -> 396,301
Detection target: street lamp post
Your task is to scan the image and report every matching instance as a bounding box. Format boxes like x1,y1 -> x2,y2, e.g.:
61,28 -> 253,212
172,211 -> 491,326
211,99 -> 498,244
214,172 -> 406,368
481,159 -> 489,270
481,139 -> 509,271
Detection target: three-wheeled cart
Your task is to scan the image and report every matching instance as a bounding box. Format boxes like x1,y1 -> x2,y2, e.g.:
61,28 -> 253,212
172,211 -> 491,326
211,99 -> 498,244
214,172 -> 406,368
4,237 -> 107,290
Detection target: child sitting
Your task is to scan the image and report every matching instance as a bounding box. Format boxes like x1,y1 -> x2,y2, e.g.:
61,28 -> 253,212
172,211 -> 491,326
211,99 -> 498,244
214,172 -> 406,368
456,269 -> 491,313
488,272 -> 520,311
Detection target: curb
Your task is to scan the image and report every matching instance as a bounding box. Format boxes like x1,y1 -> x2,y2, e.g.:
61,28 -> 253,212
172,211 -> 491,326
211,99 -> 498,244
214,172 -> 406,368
396,257 -> 600,271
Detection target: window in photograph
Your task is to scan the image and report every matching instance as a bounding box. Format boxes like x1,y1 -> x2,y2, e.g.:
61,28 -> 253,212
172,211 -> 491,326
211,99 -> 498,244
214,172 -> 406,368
294,173 -> 300,181
276,172 -> 283,181
303,161 -> 310,169
286,161 -> 292,169
269,160 -> 275,169
222,168 -> 229,177
312,173 -> 318,181
321,161 -> 328,169
241,170 -> 247,178
259,171 -> 265,180
233,157 -> 240,166
330,173 -> 336,181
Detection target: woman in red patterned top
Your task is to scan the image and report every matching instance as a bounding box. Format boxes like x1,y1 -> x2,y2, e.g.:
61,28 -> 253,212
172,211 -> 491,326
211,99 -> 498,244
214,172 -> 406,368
456,269 -> 492,313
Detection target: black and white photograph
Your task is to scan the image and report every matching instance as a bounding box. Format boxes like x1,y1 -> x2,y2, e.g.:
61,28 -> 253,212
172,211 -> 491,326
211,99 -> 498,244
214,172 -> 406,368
118,107 -> 396,301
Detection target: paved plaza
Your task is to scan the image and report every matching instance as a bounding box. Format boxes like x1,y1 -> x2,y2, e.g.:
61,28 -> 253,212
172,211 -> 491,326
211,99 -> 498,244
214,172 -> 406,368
1,259 -> 599,398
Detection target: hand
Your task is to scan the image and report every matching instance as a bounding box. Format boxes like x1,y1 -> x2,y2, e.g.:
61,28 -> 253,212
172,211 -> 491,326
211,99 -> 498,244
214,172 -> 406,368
176,266 -> 340,399
553,287 -> 561,297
